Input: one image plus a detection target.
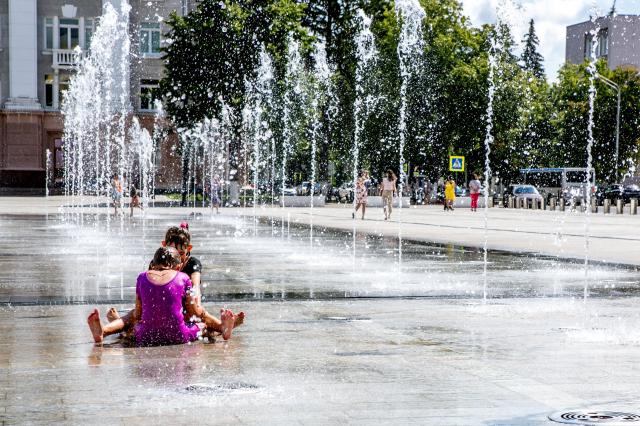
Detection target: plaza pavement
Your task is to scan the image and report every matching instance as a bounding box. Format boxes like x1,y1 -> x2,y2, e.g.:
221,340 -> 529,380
1,196 -> 640,424
3,196 -> 640,266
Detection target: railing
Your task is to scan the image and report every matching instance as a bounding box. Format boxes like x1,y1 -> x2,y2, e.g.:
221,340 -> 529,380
52,49 -> 85,69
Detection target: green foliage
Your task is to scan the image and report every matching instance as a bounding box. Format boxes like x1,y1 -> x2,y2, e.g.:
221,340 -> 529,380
160,0 -> 640,188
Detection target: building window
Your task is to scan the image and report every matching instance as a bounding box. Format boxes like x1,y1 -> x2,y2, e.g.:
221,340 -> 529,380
584,34 -> 594,60
85,19 -> 94,50
140,79 -> 159,110
140,22 -> 161,55
45,18 -> 54,50
599,29 -> 609,57
45,75 -> 54,107
59,18 -> 80,50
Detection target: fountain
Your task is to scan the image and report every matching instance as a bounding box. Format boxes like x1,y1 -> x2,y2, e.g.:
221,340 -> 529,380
394,0 -> 426,266
62,0 -> 132,217
352,10 -> 379,257
584,8 -> 602,300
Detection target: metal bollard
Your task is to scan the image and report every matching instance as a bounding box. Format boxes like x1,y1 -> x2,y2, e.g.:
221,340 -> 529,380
617,199 -> 624,214
487,197 -> 494,208
631,198 -> 638,215
550,197 -> 556,211
559,198 -> 565,212
532,198 -> 538,210
604,199 -> 611,214
591,197 -> 598,214
508,196 -> 514,209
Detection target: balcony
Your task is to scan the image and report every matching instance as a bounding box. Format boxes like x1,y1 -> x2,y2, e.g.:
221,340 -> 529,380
52,49 -> 85,69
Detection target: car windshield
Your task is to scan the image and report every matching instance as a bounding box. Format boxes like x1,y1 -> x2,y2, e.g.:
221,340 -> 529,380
625,185 -> 640,191
515,186 -> 536,194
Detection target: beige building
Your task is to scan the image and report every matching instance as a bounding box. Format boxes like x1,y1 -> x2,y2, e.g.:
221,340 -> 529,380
0,0 -> 196,192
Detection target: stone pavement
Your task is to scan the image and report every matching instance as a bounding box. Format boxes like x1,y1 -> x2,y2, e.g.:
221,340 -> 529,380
237,203 -> 640,267
2,298 -> 640,425
3,196 -> 640,265
1,197 -> 640,424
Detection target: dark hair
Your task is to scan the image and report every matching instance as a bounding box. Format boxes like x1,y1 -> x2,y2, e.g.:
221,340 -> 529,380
386,169 -> 396,180
152,246 -> 181,269
164,226 -> 191,248
448,175 -> 453,181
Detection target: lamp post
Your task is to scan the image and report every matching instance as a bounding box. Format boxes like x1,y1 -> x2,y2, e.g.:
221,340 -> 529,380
595,73 -> 621,182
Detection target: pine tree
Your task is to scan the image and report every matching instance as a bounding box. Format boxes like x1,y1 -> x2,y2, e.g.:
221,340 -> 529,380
521,19 -> 545,79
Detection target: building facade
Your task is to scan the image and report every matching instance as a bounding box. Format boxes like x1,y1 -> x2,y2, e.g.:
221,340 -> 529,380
566,14 -> 640,70
0,0 -> 197,192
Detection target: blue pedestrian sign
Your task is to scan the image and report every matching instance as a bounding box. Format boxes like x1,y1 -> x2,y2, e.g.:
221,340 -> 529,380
449,156 -> 465,172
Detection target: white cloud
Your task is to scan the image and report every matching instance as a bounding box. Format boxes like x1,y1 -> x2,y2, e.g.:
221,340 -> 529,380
459,0 -> 638,80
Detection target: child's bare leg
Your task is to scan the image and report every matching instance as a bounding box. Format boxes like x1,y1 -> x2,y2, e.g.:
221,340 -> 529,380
220,309 -> 235,340
88,309 -> 104,343
203,309 -> 244,332
106,307 -> 120,322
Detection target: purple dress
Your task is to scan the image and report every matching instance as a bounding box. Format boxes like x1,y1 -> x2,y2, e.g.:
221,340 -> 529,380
134,271 -> 201,347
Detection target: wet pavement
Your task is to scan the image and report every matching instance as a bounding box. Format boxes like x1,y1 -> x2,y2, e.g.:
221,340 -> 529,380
1,207 -> 640,424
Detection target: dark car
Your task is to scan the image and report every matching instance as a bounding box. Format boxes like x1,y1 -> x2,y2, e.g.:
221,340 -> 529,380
601,184 -> 640,203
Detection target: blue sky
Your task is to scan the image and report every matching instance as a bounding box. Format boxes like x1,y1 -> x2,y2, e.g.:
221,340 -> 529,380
460,0 -> 638,80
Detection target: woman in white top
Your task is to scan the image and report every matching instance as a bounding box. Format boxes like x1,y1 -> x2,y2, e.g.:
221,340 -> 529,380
380,169 -> 397,220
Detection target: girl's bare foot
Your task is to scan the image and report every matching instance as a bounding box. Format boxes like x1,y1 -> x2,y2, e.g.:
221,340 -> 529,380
234,311 -> 245,328
87,309 -> 104,343
106,307 -> 120,322
220,309 -> 235,340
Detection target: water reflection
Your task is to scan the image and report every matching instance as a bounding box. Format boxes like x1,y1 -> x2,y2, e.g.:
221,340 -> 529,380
1,213 -> 639,303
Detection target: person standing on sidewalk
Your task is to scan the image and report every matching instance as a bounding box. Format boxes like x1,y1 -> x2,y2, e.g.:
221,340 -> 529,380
469,174 -> 481,212
380,169 -> 397,220
444,176 -> 456,211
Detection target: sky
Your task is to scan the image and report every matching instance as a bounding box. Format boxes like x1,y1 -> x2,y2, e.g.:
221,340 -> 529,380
460,0 -> 638,80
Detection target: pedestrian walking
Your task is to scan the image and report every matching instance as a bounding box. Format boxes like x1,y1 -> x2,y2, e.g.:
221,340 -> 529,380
129,184 -> 144,217
111,174 -> 123,216
444,176 -> 456,211
353,174 -> 368,220
380,169 -> 397,220
469,174 -> 481,212
210,175 -> 221,214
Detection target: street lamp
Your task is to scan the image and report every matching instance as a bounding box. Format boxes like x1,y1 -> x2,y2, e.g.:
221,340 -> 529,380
595,73 -> 621,182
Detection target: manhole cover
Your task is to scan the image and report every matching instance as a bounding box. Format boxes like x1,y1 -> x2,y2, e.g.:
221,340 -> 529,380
549,411 -> 640,425
183,382 -> 259,394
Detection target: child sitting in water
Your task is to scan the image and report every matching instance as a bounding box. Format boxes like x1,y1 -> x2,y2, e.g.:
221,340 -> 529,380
88,246 -> 237,346
107,222 -> 245,336
91,224 -> 244,343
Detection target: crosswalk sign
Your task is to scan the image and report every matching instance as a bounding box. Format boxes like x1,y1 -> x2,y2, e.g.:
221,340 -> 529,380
449,156 -> 465,172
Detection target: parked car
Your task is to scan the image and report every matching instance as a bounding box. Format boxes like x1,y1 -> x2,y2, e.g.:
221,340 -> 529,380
600,184 -> 640,204
497,184 -> 543,206
337,182 -> 354,203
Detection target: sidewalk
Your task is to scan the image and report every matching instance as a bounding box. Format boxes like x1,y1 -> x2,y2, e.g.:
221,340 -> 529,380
2,196 -> 640,266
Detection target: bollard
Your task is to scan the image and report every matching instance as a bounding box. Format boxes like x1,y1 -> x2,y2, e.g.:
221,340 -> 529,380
532,198 -> 538,210
559,198 -> 565,212
604,199 -> 611,214
617,198 -> 624,214
591,197 -> 598,214
487,197 -> 494,208
508,196 -> 514,209
631,198 -> 638,215
550,197 -> 556,211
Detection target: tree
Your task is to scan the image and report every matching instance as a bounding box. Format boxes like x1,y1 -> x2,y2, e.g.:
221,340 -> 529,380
160,0 -> 307,204
521,19 -> 545,80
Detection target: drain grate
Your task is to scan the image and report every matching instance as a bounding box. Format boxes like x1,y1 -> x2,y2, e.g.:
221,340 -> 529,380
183,382 -> 259,395
549,411 -> 640,424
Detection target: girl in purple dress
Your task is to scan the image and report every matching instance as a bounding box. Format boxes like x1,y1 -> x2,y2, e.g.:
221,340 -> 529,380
88,247 -> 236,346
